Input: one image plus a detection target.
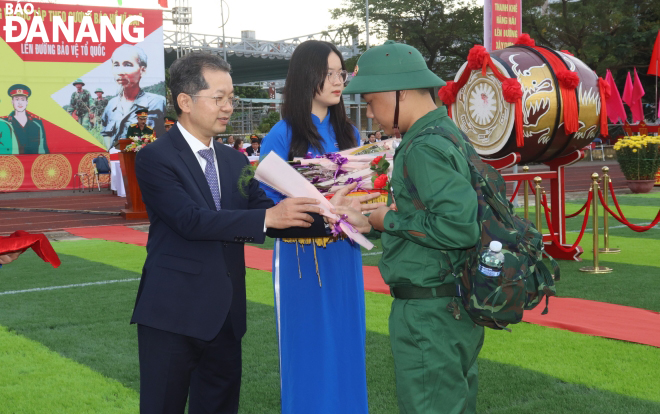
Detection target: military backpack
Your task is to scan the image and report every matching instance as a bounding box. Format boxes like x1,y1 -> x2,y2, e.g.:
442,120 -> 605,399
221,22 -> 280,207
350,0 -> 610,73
402,125 -> 559,331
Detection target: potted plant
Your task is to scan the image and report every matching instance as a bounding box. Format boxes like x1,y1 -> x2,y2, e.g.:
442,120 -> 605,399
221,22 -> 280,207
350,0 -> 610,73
613,135 -> 660,193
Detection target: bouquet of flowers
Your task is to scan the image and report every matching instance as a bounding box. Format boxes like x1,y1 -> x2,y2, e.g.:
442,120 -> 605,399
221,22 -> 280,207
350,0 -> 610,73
613,135 -> 660,180
293,138 -> 399,194
123,135 -> 156,152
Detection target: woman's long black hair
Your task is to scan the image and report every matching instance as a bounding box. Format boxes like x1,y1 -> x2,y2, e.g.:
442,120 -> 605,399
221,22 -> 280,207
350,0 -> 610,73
282,40 -> 356,159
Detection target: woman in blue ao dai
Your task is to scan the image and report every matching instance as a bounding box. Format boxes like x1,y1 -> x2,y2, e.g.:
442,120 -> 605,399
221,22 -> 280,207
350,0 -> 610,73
260,40 -> 370,414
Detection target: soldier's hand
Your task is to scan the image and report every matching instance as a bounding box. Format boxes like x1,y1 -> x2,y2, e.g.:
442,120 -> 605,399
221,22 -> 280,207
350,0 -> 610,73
368,206 -> 391,232
89,114 -> 95,121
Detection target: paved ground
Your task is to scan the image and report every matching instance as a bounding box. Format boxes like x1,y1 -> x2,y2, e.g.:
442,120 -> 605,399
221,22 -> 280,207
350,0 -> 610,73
0,190 -> 149,236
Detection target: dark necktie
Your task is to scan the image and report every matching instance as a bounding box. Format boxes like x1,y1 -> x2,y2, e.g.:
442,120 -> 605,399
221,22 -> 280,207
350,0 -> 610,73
198,148 -> 221,210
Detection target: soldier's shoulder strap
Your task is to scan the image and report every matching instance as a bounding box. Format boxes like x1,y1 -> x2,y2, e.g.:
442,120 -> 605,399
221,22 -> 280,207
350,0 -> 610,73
26,111 -> 41,120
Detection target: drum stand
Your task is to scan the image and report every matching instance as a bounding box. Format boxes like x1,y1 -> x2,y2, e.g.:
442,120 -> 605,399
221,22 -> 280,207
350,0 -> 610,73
482,149 -> 585,261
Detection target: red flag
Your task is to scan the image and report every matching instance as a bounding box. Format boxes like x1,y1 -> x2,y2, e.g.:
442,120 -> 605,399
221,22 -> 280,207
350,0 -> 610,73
623,69 -> 646,123
632,68 -> 646,123
158,0 -> 168,8
649,30 -> 660,76
605,69 -> 627,123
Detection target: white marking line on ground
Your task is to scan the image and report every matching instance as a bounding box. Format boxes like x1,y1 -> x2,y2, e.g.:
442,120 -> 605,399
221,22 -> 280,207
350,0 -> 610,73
0,278 -> 140,296
362,251 -> 383,256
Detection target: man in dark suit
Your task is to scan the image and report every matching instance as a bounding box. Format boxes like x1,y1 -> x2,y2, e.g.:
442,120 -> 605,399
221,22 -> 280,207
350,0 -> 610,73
245,136 -> 260,156
132,52 -> 324,414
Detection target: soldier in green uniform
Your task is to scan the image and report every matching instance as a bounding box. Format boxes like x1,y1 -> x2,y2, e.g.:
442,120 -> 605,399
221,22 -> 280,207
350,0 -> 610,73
90,88 -> 108,132
2,85 -> 48,154
69,79 -> 92,129
341,41 -> 485,414
0,97 -> 18,154
125,110 -> 154,140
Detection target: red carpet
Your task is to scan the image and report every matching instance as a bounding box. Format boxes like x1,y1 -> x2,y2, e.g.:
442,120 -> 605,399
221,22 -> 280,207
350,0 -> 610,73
65,225 -> 148,247
64,225 -> 660,348
523,298 -> 660,348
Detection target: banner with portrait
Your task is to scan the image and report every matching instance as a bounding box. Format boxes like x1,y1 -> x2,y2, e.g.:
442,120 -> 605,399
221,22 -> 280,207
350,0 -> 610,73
0,1 -> 164,191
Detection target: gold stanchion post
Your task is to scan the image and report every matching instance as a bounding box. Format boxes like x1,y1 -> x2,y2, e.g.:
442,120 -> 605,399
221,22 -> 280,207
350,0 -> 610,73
599,166 -> 621,254
534,177 -> 543,232
523,166 -> 529,220
580,173 -> 613,273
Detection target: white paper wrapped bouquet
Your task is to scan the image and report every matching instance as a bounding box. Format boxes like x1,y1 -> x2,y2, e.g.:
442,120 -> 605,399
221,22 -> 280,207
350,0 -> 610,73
293,138 -> 399,203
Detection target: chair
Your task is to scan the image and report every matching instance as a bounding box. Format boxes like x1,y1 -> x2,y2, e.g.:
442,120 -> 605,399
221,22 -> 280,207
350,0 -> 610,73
587,138 -> 605,161
72,172 -> 90,192
92,156 -> 111,191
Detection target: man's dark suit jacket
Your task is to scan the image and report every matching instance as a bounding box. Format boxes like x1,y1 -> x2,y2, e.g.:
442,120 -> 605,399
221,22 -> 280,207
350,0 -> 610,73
130,124 -> 274,341
245,146 -> 259,156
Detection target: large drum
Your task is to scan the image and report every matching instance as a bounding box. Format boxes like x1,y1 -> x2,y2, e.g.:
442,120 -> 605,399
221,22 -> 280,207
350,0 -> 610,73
451,45 -> 601,164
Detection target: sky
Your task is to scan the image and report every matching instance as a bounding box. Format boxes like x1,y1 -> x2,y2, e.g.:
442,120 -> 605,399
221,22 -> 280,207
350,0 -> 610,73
49,0 -> 485,44
50,0 -> 358,42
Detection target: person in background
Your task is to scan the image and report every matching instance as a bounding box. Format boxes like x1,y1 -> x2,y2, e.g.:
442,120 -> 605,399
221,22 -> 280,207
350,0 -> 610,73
375,130 -> 386,140
342,40 -> 484,414
367,132 -> 377,143
259,39 -> 376,414
245,137 -> 260,156
233,137 -> 246,154
125,110 -> 154,139
226,135 -> 235,146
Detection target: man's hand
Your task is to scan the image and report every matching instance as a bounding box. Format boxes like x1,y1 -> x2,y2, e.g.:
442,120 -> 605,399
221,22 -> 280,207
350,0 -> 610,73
330,206 -> 371,234
265,198 -> 322,229
0,252 -> 21,265
368,205 -> 394,232
330,183 -> 386,213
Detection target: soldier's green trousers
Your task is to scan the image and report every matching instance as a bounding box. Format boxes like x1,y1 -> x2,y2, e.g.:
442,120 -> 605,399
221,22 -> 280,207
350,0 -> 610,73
389,297 -> 485,414
76,112 -> 90,129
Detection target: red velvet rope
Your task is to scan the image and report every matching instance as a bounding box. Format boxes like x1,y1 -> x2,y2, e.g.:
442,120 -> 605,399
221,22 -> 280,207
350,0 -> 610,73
439,44 -> 525,147
597,78 -> 610,137
527,180 -> 552,212
509,180 -> 522,203
565,197 -> 591,218
608,181 -> 627,220
541,191 -> 593,253
531,47 -> 580,135
599,186 -> 660,232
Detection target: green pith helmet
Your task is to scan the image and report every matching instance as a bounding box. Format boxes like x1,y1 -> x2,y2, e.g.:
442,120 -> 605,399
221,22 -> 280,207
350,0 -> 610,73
95,88 -> 104,93
73,78 -> 85,86
343,40 -> 446,95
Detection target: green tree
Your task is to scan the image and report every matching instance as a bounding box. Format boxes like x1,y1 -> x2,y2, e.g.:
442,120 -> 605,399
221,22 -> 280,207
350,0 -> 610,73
258,111 -> 281,134
234,86 -> 269,106
522,0 -> 660,101
331,0 -> 483,80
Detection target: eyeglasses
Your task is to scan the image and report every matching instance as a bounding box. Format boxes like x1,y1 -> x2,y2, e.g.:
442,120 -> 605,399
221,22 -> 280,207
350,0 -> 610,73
327,70 -> 348,83
188,94 -> 238,108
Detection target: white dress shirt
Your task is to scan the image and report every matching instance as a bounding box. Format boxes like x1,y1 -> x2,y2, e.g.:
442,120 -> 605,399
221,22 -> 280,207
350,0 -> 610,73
177,124 -> 268,231
178,123 -> 221,205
